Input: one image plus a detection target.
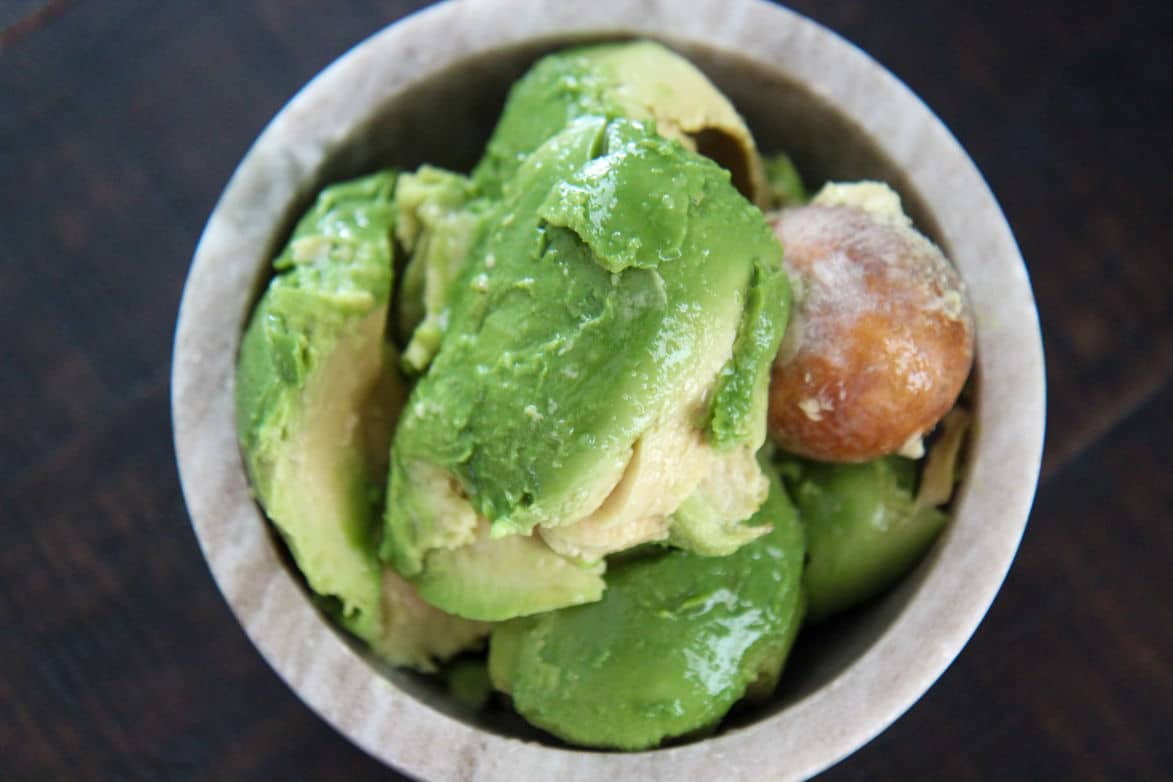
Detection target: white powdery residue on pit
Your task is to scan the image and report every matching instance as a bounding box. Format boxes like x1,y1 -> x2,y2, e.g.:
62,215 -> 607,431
797,396 -> 834,422
807,181 -> 970,326
784,227 -> 875,371
884,335 -> 932,394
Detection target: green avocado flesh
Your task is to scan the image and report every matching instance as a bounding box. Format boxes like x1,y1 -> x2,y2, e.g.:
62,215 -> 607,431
763,151 -> 808,208
488,473 -> 806,750
780,456 -> 949,621
382,117 -> 788,608
473,41 -> 766,205
414,521 -> 605,621
394,166 -> 489,374
236,172 -> 397,641
236,171 -> 486,669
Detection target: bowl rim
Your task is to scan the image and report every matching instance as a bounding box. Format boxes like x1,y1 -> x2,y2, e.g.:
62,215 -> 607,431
172,1 -> 1046,779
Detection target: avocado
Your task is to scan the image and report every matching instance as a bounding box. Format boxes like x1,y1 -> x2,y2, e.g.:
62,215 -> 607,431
486,616 -> 532,695
763,151 -> 808,208
383,117 -> 787,594
394,167 -> 489,374
781,455 -> 949,621
667,446 -> 771,556
488,471 -> 806,750
236,171 -> 399,640
445,658 -> 494,711
413,520 -> 605,621
473,41 -> 767,206
371,567 -> 490,672
236,171 -> 487,668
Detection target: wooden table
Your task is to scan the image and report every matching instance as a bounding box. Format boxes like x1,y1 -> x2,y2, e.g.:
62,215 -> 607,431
3,1 -> 1169,779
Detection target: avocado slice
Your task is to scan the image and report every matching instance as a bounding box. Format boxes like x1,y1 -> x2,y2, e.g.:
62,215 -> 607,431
486,616 -> 532,695
488,471 -> 806,750
383,117 -> 788,592
473,41 -> 768,206
781,455 -> 949,621
667,445 -> 771,556
236,171 -> 487,667
237,172 -> 399,640
394,166 -> 489,374
371,567 -> 489,672
415,520 -> 605,622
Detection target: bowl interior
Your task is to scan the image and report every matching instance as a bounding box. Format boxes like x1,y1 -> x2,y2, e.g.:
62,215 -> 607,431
246,34 -> 964,745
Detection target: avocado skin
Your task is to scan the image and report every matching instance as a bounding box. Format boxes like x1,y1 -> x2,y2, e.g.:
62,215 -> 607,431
782,456 -> 949,621
490,472 -> 805,750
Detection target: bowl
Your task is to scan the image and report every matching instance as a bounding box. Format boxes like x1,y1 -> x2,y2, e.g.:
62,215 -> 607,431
171,0 -> 1045,778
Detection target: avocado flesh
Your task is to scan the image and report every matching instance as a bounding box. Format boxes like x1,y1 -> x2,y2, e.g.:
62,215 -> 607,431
415,520 -> 605,622
782,456 -> 949,621
667,446 -> 771,556
383,118 -> 787,596
236,172 -> 487,668
394,167 -> 488,374
489,472 -> 806,750
539,250 -> 788,563
763,151 -> 808,208
372,567 -> 490,672
236,172 -> 398,640
473,41 -> 767,206
486,617 -> 532,695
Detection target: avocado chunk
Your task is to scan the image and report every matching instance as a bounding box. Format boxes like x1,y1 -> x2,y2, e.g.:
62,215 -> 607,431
781,456 -> 949,621
236,171 -> 487,667
486,616 -> 532,695
763,150 -> 808,208
488,472 -> 806,750
667,446 -> 771,556
371,567 -> 490,672
394,166 -> 489,374
473,41 -> 767,206
383,117 -> 787,591
414,520 -> 605,622
236,171 -> 399,640
444,658 -> 494,711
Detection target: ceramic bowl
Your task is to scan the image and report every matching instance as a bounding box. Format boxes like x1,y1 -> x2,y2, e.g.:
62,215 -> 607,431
172,0 -> 1045,778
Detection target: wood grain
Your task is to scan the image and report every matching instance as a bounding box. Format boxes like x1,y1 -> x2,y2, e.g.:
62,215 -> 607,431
1,0 -> 1169,780
0,0 -> 73,50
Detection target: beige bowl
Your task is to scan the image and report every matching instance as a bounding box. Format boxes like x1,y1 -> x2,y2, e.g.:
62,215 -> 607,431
172,0 -> 1045,778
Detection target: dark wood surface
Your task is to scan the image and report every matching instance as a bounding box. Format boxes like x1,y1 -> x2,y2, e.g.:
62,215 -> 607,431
3,1 -> 1170,779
